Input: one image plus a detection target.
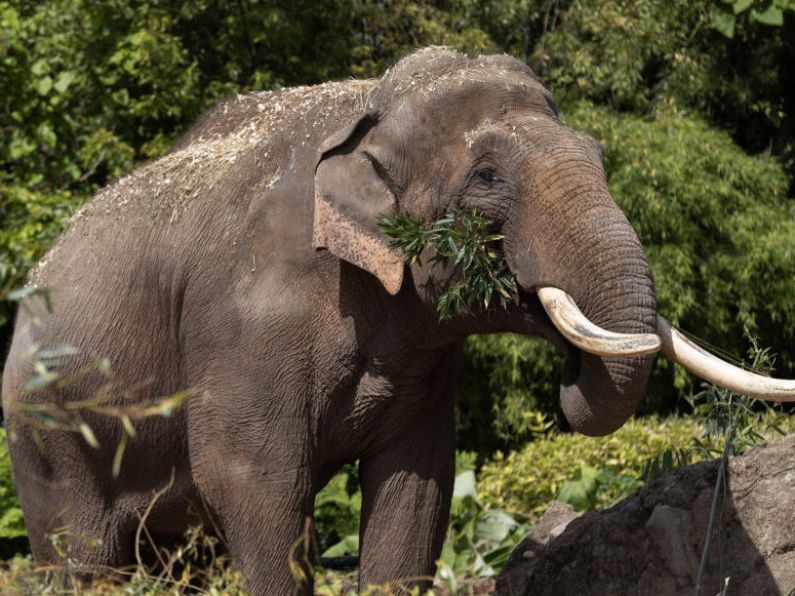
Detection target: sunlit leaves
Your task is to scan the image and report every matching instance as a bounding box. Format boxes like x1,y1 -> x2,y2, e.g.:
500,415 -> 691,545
712,0 -> 791,38
312,464 -> 361,557
438,460 -> 529,580
478,416 -> 713,517
0,187 -> 80,326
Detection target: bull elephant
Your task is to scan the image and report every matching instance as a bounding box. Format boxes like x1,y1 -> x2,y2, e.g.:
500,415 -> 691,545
3,47 -> 794,594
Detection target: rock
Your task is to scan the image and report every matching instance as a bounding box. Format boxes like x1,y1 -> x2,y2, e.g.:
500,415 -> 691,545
497,501 -> 581,595
644,504 -> 698,579
496,435 -> 795,596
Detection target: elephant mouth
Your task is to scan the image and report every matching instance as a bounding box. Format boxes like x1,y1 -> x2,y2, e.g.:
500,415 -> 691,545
526,285 -> 795,403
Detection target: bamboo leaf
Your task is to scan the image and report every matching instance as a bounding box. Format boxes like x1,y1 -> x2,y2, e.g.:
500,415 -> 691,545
141,390 -> 193,417
79,422 -> 101,449
121,414 -> 136,437
376,209 -> 519,319
24,371 -> 60,390
112,432 -> 129,478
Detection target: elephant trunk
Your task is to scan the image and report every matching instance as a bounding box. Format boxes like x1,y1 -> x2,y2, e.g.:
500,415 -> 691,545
507,143 -> 658,436
552,216 -> 657,436
557,257 -> 657,437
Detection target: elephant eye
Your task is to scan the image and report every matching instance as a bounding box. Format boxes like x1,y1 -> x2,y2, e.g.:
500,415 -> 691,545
477,169 -> 500,185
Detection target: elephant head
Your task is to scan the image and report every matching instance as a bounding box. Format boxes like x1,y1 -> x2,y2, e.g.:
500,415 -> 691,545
313,47 -> 795,436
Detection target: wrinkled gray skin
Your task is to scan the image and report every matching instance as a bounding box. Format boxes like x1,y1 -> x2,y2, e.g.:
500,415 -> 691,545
2,48 -> 656,593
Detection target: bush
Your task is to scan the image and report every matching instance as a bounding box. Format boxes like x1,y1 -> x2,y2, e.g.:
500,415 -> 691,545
438,464 -> 529,581
313,464 -> 361,557
0,0 -> 500,197
478,412 -> 794,519
477,416 -> 706,518
0,428 -> 26,557
457,336 -> 560,454
0,186 -> 82,334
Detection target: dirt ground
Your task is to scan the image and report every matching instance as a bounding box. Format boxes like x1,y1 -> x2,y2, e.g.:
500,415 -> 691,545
497,435 -> 795,596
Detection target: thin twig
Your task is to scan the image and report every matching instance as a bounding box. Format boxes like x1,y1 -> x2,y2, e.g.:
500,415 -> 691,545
134,468 -> 176,569
141,522 -> 169,575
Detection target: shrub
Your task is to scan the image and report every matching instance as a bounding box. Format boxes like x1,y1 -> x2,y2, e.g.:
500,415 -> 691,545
0,186 -> 82,334
478,412 -> 794,518
438,465 -> 529,582
457,336 -> 560,454
0,428 -> 26,557
313,464 -> 361,557
477,416 -> 707,518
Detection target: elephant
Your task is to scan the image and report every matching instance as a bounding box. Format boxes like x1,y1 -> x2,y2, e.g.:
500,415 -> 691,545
3,47 -> 794,594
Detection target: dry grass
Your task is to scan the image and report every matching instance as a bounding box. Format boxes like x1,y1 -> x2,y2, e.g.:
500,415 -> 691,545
0,520 -> 495,595
0,546 -> 495,595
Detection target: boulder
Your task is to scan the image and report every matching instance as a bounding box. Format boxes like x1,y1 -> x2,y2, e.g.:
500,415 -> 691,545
496,435 -> 795,595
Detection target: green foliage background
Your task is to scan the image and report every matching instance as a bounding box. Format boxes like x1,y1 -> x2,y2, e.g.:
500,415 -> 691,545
1,0 -> 795,565
0,430 -> 25,544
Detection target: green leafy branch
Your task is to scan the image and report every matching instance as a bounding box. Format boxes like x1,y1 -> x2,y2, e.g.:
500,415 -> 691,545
687,329 -> 783,458
377,209 -> 518,319
711,0 -> 795,39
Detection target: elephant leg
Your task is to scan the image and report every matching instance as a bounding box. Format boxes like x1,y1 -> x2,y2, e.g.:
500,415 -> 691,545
24,495 -> 134,575
13,471 -> 70,566
62,509 -> 135,579
194,452 -> 316,595
10,434 -> 135,575
357,388 -> 456,592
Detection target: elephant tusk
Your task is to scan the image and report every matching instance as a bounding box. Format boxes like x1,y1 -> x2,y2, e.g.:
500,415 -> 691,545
537,287 -> 662,357
658,316 -> 795,402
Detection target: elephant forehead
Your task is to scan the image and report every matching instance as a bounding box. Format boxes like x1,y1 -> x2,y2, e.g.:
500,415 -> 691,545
428,116 -> 564,167
463,120 -> 528,147
377,65 -> 555,117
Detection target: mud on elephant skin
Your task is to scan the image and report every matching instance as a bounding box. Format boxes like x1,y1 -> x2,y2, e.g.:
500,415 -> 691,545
3,47 -> 795,593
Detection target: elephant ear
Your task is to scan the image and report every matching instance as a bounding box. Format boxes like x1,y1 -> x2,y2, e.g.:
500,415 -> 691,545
313,115 -> 404,295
